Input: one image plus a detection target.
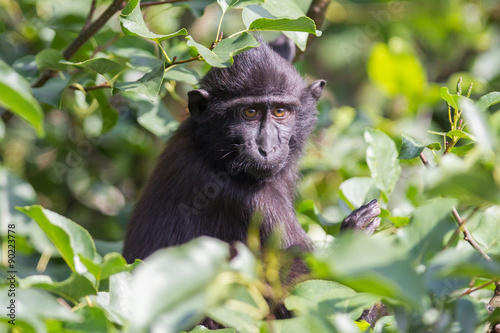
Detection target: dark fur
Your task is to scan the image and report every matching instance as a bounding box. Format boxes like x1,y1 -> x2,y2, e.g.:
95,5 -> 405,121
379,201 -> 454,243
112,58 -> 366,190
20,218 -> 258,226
123,42 -> 324,262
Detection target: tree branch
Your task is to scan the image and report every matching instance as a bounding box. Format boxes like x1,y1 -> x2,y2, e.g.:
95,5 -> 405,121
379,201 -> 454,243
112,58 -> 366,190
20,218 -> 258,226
294,0 -> 331,61
418,153 -> 491,262
32,0 -> 124,89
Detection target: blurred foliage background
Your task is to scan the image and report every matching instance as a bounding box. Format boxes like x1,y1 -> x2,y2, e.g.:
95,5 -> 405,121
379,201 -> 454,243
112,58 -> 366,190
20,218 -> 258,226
2,0 -> 500,332
2,0 -> 499,244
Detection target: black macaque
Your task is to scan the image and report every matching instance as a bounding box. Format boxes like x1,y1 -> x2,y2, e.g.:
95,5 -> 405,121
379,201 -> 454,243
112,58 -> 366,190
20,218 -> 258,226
123,38 -> 381,327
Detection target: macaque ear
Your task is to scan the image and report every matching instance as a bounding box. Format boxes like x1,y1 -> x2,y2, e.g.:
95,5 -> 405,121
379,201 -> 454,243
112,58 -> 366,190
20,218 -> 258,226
307,80 -> 326,101
188,89 -> 210,118
269,35 -> 296,63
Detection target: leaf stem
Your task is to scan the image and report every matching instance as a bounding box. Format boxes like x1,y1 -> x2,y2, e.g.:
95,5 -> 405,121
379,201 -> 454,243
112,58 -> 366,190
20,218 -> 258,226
157,42 -> 172,64
418,152 -> 491,262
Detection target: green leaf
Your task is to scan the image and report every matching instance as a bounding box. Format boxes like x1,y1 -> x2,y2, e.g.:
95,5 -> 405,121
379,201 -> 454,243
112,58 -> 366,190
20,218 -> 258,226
114,63 -> 165,100
398,134 -> 426,160
120,0 -> 188,42
364,128 -> 401,199
94,272 -> 133,326
60,58 -> 125,75
338,177 -> 377,210
0,287 -> 80,332
469,206 -> 500,256
312,233 -> 427,307
17,205 -> 98,274
429,246 -> 500,280
242,3 -> 311,50
32,76 -> 70,109
439,86 -> 459,109
217,0 -> 239,12
398,198 -> 457,262
285,280 -> 379,320
110,46 -> 164,72
248,16 -> 321,35
426,142 -> 442,150
129,237 -> 230,332
425,155 -> 500,204
186,32 -> 259,68
446,130 -> 476,141
63,307 -> 112,332
212,32 -> 260,63
206,283 -> 267,333
35,48 -> 66,71
459,97 -> 495,151
89,89 -> 119,134
124,92 -> 178,139
0,167 -> 37,234
475,91 -> 500,112
449,143 -> 474,155
0,58 -> 44,137
164,66 -> 200,86
19,273 -> 97,303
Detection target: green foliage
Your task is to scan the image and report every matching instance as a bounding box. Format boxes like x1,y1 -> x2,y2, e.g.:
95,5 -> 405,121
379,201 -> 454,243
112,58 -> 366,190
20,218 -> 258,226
2,0 -> 500,332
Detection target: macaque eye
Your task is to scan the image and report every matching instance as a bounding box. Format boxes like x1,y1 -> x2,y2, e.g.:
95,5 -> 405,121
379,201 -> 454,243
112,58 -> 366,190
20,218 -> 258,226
243,108 -> 258,119
273,108 -> 288,118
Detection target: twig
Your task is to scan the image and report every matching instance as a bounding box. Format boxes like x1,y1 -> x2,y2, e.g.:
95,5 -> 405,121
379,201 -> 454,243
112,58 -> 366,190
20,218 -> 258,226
294,0 -> 331,62
91,35 -> 121,57
451,207 -> 492,261
418,153 -> 491,261
419,152 -> 431,168
460,279 -> 495,296
69,84 -> 112,91
139,0 -> 192,8
166,56 -> 200,67
84,0 -> 97,30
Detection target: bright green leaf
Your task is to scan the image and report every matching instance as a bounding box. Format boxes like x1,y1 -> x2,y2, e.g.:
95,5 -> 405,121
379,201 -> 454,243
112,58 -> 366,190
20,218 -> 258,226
364,128 -> 401,199
129,237 -> 230,332
449,143 -> 474,155
164,66 -> 200,86
0,287 -> 80,333
426,142 -> 442,150
338,177 -> 377,209
475,91 -> 500,112
120,0 -> 187,42
0,59 -> 44,137
312,233 -> 427,308
114,63 -> 165,100
17,205 -> 98,274
397,198 -> 457,261
60,58 -> 125,75
187,33 -> 259,68
440,86 -> 459,109
248,16 -> 321,35
446,130 -> 476,141
19,273 -> 97,303
285,280 -> 379,320
459,97 -> 495,151
123,92 -> 178,139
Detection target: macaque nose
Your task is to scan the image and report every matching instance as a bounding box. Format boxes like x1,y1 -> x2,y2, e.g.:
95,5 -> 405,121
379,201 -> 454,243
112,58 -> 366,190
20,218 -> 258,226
258,146 -> 275,157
